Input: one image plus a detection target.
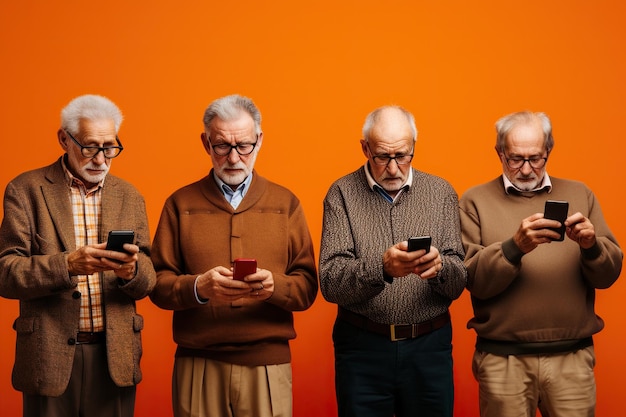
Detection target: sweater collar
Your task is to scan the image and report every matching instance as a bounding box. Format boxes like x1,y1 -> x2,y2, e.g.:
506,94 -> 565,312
363,162 -> 412,203
502,173 -> 552,196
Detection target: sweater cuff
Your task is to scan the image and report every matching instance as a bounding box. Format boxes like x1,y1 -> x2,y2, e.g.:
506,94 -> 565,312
383,268 -> 394,283
581,241 -> 602,260
502,238 -> 524,265
194,275 -> 209,304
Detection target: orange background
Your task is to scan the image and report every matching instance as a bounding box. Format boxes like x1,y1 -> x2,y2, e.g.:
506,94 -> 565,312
1,1 -> 625,416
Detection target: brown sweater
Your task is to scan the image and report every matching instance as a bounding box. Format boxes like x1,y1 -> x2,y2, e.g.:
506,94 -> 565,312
149,170 -> 318,366
460,176 -> 622,348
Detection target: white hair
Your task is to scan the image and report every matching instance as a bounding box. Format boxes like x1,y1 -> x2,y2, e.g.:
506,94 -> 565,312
61,94 -> 123,135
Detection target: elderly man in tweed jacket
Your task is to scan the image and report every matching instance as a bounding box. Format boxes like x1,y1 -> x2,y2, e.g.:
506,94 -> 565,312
0,94 -> 156,417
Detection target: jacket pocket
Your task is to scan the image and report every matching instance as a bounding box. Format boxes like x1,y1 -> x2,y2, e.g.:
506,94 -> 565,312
14,316 -> 36,334
133,314 -> 144,332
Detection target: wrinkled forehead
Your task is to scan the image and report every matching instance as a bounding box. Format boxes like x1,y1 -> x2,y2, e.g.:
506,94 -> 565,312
504,121 -> 546,154
208,113 -> 257,138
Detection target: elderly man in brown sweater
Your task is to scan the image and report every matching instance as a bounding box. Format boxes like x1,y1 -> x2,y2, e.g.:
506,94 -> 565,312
460,110 -> 622,417
149,94 -> 318,417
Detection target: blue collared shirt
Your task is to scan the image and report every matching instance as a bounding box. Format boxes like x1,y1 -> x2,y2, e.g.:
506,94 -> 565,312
213,172 -> 253,209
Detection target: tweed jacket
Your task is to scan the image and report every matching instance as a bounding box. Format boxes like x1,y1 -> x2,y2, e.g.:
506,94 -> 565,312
0,157 -> 156,396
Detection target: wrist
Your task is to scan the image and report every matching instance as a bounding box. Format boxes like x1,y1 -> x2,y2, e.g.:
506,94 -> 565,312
194,275 -> 209,304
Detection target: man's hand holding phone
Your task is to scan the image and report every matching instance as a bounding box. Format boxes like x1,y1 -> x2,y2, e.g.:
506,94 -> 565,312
195,260 -> 274,303
407,236 -> 442,279
104,230 -> 138,280
66,231 -> 138,279
515,202 -> 597,253
563,212 -> 597,249
232,258 -> 273,299
383,237 -> 442,280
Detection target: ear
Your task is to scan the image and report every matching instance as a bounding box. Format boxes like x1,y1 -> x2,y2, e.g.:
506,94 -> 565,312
360,139 -> 369,159
255,132 -> 263,150
58,129 -> 69,152
200,132 -> 211,155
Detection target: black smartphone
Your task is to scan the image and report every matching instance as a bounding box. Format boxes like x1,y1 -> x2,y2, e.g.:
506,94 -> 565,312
408,236 -> 431,253
544,200 -> 569,241
105,230 -> 135,253
233,258 -> 257,281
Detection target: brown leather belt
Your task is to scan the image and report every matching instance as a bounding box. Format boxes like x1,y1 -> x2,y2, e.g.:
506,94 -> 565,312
76,332 -> 106,344
338,308 -> 450,341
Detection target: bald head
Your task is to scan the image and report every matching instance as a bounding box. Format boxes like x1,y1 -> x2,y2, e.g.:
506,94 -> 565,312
362,105 -> 417,143
360,105 -> 417,195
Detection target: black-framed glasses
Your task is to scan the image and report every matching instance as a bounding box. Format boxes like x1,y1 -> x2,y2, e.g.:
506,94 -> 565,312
503,153 -> 548,169
208,135 -> 258,156
65,130 -> 124,159
367,143 -> 414,166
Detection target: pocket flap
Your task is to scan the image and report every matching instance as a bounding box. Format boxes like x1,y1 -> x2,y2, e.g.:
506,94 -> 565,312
133,314 -> 144,332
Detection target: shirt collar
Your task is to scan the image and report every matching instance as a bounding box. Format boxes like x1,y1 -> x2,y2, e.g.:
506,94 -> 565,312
503,173 -> 552,195
363,162 -> 412,203
214,171 -> 253,198
61,154 -> 105,192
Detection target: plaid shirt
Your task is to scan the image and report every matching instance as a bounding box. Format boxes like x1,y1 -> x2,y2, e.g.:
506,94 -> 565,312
63,160 -> 104,332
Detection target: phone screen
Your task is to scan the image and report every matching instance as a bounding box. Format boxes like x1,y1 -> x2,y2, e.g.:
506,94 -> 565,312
544,200 -> 568,241
408,236 -> 431,253
106,230 -> 135,253
233,258 -> 257,281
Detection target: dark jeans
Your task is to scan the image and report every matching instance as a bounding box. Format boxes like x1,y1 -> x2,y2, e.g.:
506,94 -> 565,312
333,317 -> 454,417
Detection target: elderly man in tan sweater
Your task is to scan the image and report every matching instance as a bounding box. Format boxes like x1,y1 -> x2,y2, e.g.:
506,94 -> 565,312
460,110 -> 622,417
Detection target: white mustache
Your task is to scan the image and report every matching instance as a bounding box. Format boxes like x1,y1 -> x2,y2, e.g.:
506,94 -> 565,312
86,163 -> 108,170
224,162 -> 246,170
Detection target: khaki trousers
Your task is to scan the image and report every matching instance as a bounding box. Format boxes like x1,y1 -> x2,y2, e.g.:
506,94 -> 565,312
173,357 -> 292,417
472,346 -> 596,417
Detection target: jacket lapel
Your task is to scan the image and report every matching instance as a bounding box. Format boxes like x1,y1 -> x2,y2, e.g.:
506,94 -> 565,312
41,159 -> 76,252
100,176 -> 124,243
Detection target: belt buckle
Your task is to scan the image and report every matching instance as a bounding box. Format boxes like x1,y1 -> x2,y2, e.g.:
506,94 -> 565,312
390,324 -> 408,342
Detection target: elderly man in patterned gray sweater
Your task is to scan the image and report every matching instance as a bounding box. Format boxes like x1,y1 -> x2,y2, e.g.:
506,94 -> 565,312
319,105 -> 467,417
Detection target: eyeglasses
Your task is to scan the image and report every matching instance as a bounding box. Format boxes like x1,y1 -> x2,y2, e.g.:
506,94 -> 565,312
504,153 -> 548,169
65,130 -> 124,159
367,143 -> 414,166
208,135 -> 258,156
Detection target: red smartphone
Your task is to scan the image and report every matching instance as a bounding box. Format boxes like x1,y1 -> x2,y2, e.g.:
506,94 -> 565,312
233,258 -> 257,281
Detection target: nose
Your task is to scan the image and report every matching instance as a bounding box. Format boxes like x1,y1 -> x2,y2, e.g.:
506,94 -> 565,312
519,160 -> 534,175
92,150 -> 107,164
227,147 -> 241,163
386,158 -> 399,174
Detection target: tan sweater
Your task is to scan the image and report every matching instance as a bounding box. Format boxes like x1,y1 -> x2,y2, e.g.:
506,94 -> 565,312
460,176 -> 622,347
150,170 -> 318,366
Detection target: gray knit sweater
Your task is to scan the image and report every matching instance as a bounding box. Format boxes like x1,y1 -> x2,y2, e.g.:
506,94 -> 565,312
319,166 -> 467,324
